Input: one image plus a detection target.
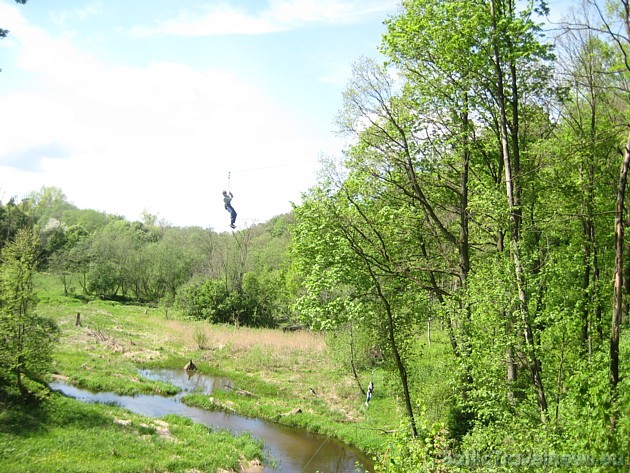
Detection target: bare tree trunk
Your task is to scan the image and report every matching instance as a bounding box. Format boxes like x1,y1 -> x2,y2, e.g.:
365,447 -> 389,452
611,132 -> 630,390
372,271 -> 418,438
497,208 -> 518,392
349,322 -> 366,396
608,131 -> 630,432
623,238 -> 630,325
490,0 -> 547,416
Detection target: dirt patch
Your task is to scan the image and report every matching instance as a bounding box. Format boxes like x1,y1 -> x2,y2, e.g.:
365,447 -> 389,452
50,373 -> 71,382
217,457 -> 263,473
239,458 -> 264,473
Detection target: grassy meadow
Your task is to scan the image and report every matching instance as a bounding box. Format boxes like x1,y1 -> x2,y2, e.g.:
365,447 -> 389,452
0,273 -> 453,472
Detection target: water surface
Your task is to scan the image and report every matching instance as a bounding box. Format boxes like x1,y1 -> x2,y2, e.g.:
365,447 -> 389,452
51,369 -> 373,473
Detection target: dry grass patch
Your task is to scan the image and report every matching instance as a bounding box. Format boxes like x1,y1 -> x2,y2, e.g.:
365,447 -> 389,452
159,320 -> 327,354
121,349 -> 162,362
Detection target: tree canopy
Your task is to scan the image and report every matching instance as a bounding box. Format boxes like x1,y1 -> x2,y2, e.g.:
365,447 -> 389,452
292,0 -> 628,468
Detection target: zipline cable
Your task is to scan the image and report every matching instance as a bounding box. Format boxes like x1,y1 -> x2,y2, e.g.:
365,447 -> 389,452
227,159 -> 318,174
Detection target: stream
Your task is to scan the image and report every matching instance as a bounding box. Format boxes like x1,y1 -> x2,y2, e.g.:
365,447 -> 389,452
50,369 -> 374,473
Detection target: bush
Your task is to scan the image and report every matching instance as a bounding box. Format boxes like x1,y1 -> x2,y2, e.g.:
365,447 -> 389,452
175,277 -> 276,328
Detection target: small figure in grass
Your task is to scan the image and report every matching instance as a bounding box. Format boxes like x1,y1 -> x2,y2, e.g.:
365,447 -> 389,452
223,190 -> 237,229
365,380 -> 374,406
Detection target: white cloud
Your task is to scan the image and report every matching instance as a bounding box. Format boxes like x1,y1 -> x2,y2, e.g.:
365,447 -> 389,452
50,1 -> 103,24
0,3 -> 338,227
132,0 -> 398,37
132,4 -> 280,37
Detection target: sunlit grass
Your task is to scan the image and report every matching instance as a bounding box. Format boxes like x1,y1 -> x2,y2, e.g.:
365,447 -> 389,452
0,393 -> 262,473
27,272 -> 450,462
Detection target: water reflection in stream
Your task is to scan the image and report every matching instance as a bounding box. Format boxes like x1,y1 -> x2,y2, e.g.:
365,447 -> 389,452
50,369 -> 373,473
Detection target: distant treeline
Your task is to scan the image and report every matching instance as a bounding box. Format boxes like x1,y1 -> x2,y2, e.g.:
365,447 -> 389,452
0,186 -> 298,328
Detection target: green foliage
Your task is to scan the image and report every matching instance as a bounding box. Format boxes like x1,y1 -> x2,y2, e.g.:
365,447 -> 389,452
374,415 -> 453,473
176,278 -> 230,321
1,190 -> 297,329
0,198 -> 33,251
0,228 -> 59,397
292,0 -> 630,469
326,322 -> 380,374
175,275 -> 277,328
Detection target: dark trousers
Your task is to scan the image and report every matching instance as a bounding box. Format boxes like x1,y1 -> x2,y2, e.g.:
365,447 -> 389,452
225,204 -> 237,224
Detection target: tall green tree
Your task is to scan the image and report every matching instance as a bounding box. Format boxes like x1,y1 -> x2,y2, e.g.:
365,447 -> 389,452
554,18 -> 622,355
582,0 -> 630,427
337,57 -> 471,356
381,0 -> 556,419
293,164 -> 427,437
0,198 -> 32,250
484,0 -> 553,416
0,228 -> 58,397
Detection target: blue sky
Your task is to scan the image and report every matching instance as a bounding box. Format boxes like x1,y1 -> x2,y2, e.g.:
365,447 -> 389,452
0,0 -> 574,229
0,0 -> 399,228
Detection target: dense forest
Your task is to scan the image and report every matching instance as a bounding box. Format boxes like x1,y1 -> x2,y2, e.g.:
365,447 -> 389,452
1,0 -> 629,471
290,0 -> 630,469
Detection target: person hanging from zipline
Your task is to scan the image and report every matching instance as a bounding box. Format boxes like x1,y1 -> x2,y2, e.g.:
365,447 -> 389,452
223,190 -> 237,229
